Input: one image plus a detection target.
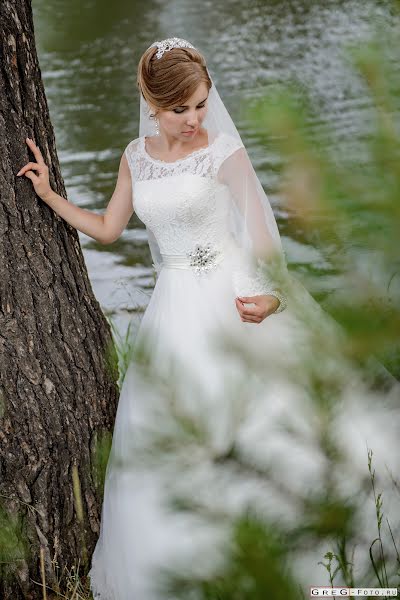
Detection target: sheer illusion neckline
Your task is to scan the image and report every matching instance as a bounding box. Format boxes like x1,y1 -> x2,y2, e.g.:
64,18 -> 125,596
141,131 -> 218,165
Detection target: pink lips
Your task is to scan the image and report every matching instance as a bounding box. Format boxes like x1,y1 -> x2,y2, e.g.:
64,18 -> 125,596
182,129 -> 197,134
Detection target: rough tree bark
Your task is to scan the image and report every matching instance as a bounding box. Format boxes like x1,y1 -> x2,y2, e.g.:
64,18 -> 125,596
0,1 -> 119,598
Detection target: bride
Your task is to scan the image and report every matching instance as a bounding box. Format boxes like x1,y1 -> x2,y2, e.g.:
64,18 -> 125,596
16,37 -> 398,599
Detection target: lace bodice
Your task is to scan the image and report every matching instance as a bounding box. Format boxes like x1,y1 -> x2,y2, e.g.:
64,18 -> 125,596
125,132 -> 241,183
124,133 -> 240,256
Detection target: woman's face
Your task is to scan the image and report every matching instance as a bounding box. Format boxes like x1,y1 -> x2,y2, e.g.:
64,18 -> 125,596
155,81 -> 209,141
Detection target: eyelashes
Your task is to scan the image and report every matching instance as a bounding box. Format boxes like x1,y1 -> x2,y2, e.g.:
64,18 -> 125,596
173,104 -> 206,114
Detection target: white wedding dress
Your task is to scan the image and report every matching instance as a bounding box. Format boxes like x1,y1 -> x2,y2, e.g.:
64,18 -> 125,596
88,132 -> 398,599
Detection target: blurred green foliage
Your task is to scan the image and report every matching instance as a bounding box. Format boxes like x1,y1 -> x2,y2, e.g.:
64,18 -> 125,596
251,24 -> 400,379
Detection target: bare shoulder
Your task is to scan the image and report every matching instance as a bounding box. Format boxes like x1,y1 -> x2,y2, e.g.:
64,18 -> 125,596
125,137 -> 141,156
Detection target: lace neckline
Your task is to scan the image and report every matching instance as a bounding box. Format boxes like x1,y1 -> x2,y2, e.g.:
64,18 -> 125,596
141,132 -> 219,165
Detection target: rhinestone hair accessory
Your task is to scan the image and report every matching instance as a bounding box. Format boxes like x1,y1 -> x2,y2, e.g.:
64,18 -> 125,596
150,37 -> 196,60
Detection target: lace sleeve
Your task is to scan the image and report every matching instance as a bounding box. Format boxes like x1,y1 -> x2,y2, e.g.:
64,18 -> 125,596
211,133 -> 244,176
124,137 -> 141,176
214,136 -> 288,314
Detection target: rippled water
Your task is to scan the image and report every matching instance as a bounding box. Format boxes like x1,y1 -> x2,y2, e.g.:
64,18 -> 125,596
32,0 -> 397,333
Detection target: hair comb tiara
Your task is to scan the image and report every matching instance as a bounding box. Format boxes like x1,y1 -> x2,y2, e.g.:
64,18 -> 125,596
149,37 -> 195,60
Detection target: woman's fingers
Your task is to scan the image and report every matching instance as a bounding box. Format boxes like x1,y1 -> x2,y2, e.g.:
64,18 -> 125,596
25,137 -> 45,164
23,170 -> 40,184
235,298 -> 259,321
16,162 -> 41,176
16,139 -> 46,175
235,298 -> 260,317
240,314 -> 261,323
241,307 -> 262,318
241,316 -> 260,323
16,139 -> 52,200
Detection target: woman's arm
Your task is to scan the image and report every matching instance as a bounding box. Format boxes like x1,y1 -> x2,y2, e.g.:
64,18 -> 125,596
16,138 -> 134,245
218,145 -> 287,322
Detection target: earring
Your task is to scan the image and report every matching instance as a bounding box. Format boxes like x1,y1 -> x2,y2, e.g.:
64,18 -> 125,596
149,111 -> 160,136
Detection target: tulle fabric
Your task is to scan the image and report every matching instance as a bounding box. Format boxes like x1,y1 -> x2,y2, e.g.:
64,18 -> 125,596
89,245 -> 399,599
88,248 -> 327,599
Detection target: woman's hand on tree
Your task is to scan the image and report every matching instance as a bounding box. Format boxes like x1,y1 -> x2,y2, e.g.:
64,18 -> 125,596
16,138 -> 52,201
235,294 -> 280,324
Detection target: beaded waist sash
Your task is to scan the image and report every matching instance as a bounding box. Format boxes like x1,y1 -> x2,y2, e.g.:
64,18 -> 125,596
161,243 -> 226,274
161,246 -> 224,273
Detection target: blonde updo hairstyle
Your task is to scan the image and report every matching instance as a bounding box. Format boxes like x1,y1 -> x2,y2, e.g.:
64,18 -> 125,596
137,45 -> 212,117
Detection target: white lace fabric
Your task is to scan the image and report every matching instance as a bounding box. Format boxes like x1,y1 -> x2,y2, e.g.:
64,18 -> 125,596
124,132 -> 287,309
125,131 -> 241,181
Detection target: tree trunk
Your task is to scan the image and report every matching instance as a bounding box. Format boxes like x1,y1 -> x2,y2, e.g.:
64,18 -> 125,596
0,1 -> 119,597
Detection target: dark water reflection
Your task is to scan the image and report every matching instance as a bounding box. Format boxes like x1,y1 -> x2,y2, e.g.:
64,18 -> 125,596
32,0 -> 397,333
